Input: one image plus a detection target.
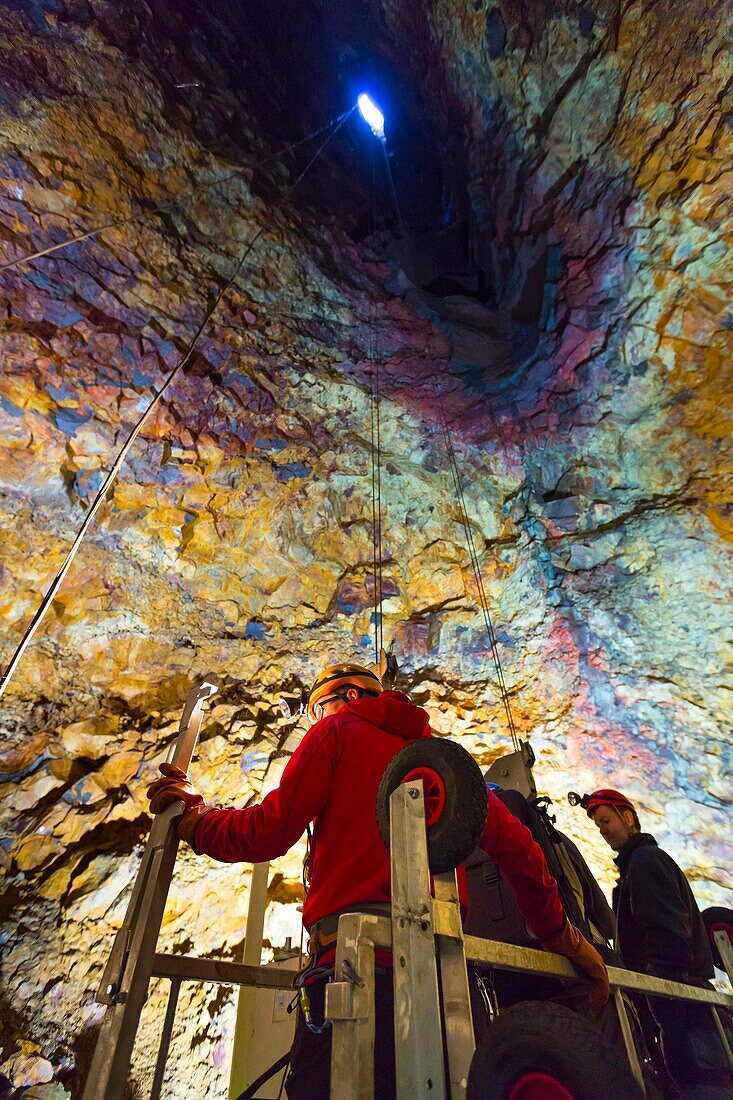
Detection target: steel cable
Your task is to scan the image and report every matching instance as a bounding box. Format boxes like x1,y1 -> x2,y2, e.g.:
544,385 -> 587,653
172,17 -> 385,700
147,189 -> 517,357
368,141 -> 384,664
0,109 -> 356,274
369,144 -> 377,663
375,126 -> 519,744
438,403 -> 519,749
0,107 -> 356,698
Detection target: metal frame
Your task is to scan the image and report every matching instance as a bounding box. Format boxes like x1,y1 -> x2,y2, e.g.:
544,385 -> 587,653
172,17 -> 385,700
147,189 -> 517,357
84,707 -> 733,1099
83,677 -> 220,1100
325,780 -> 733,1099
228,860 -> 300,1099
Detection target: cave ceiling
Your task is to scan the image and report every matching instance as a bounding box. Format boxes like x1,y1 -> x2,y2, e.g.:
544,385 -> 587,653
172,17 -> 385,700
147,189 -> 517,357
0,0 -> 731,1093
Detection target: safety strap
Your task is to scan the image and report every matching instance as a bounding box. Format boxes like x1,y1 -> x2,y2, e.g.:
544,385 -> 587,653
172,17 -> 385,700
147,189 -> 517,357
232,1051 -> 290,1100
308,903 -> 392,954
553,843 -> 606,945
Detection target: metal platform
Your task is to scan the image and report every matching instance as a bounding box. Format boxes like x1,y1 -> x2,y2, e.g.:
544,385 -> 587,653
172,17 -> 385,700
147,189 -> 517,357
83,678 -> 733,1099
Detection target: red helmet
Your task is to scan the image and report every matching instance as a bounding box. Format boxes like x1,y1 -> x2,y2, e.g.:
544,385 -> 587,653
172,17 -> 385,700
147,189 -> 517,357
584,789 -> 636,818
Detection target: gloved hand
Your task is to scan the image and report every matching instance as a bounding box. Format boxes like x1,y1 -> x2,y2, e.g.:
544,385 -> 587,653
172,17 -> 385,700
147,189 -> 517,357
541,920 -> 610,1008
147,763 -> 204,814
147,763 -> 211,848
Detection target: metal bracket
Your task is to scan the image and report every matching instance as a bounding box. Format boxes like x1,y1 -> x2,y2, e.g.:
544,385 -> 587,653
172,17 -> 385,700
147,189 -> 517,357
328,982 -> 366,1021
714,928 -> 733,989
484,740 -> 536,799
83,676 -> 219,1100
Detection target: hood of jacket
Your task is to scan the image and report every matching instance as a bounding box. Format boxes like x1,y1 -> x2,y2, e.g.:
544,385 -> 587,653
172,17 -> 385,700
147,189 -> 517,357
341,689 -> 431,741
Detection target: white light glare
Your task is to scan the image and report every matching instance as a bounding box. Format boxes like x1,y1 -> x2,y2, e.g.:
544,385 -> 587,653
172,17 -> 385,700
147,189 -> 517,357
357,93 -> 386,141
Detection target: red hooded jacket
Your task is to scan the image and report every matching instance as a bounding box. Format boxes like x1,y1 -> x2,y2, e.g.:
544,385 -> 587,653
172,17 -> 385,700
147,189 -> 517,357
193,691 -> 564,937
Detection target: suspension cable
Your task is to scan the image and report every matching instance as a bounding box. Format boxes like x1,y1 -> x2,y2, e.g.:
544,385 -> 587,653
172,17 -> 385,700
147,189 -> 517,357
438,402 -> 519,749
365,143 -> 387,664
370,346 -> 384,660
375,349 -> 384,658
380,144 -> 412,283
369,373 -> 380,666
375,135 -> 518,744
0,108 -> 356,274
368,141 -> 384,664
0,107 -> 356,699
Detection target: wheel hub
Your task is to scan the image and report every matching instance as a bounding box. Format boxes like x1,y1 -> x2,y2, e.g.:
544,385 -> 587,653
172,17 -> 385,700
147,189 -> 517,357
508,1072 -> 575,1100
401,766 -> 446,827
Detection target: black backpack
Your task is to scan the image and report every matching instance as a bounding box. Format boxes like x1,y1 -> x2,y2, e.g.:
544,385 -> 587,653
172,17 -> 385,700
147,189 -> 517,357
464,788 -> 617,963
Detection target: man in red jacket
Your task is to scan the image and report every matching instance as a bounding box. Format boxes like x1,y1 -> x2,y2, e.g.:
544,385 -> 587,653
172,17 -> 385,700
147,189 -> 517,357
148,663 -> 608,1098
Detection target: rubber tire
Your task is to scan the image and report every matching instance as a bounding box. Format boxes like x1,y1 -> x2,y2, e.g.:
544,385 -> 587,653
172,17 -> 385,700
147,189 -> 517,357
376,738 -> 488,874
466,1000 -> 644,1100
701,906 -> 733,971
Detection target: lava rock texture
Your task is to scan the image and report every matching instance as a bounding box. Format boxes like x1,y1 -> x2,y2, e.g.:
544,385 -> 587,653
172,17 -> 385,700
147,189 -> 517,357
0,0 -> 731,1094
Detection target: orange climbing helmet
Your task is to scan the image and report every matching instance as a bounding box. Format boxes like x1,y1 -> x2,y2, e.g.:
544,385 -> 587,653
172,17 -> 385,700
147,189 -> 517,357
306,662 -> 382,722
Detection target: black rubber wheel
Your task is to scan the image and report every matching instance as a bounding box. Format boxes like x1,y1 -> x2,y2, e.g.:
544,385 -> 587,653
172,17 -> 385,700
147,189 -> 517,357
467,1000 -> 644,1100
701,906 -> 733,971
376,738 -> 488,874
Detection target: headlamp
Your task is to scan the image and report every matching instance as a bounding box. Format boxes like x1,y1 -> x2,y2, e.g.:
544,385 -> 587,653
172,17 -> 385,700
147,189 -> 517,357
279,691 -> 308,721
567,791 -> 590,808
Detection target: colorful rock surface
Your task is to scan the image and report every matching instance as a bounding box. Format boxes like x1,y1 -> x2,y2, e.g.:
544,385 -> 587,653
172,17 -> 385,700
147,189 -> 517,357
0,0 -> 730,1094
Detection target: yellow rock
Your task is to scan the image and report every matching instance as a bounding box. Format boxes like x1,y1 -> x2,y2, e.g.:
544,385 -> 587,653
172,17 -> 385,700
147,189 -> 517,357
15,833 -> 65,872
58,718 -> 117,761
94,751 -> 143,791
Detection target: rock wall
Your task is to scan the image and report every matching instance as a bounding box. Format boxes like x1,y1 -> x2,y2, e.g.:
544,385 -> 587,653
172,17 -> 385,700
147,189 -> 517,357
0,0 -> 730,1094
419,0 -> 732,853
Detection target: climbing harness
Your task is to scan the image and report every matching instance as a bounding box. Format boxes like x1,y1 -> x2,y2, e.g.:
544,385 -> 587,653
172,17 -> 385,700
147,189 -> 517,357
294,965 -> 333,1035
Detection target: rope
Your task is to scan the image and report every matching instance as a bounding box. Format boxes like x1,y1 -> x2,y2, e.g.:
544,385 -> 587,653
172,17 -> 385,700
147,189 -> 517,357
0,107 -> 356,699
373,140 -> 519,744
368,141 -> 385,663
381,143 -> 412,283
438,402 -> 519,750
374,131 -> 518,743
0,109 -> 356,274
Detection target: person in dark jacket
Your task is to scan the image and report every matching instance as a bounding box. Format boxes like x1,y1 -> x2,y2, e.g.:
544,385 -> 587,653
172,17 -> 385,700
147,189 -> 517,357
147,663 -> 609,1099
586,788 -> 733,1098
464,785 -> 649,1078
465,786 -> 617,1012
